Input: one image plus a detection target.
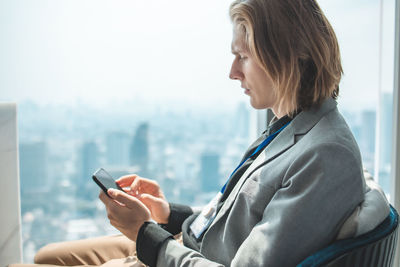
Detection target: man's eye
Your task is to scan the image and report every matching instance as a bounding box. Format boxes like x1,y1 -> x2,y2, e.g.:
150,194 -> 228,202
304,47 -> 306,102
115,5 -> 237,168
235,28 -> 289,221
238,55 -> 247,61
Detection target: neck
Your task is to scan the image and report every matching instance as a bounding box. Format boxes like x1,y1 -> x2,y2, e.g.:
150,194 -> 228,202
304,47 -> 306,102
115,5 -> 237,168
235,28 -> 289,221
271,108 -> 286,119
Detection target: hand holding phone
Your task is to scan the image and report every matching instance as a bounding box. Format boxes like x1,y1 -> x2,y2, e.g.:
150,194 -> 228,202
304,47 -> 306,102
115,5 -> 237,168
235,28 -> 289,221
92,168 -> 124,197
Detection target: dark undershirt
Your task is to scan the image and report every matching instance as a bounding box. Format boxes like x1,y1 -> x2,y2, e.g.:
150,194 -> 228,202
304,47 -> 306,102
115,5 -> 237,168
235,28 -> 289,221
136,114 -> 294,267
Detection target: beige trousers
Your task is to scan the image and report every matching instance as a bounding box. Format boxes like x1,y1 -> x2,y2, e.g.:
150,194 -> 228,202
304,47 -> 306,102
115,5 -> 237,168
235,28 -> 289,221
9,235 -> 147,267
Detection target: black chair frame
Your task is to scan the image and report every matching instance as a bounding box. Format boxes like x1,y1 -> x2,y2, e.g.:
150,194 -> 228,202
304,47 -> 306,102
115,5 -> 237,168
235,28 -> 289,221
297,205 -> 399,267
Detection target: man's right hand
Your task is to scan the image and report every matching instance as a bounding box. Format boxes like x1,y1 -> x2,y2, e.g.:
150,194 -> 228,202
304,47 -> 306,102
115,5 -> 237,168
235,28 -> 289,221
116,175 -> 170,224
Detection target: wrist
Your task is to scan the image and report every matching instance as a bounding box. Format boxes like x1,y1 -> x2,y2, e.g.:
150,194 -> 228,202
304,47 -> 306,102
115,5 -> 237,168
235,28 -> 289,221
157,202 -> 171,224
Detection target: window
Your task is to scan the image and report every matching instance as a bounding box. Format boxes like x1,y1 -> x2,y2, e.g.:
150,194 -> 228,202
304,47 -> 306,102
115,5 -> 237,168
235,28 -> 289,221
0,0 -> 397,263
318,0 -> 396,196
0,0 -> 257,262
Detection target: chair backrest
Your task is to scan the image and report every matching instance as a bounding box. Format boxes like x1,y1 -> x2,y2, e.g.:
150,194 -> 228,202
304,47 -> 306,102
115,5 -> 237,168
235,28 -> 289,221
297,205 -> 399,267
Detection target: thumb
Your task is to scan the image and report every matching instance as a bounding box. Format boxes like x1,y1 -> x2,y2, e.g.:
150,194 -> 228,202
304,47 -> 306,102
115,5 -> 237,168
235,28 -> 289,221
139,193 -> 163,207
108,189 -> 140,209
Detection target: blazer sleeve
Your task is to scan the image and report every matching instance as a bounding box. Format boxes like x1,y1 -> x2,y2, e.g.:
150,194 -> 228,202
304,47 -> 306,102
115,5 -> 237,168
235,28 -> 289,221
152,142 -> 364,267
162,203 -> 194,235
136,203 -> 194,266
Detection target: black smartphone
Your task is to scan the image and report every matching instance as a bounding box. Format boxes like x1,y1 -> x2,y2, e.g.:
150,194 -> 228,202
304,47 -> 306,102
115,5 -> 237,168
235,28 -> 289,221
92,168 -> 124,197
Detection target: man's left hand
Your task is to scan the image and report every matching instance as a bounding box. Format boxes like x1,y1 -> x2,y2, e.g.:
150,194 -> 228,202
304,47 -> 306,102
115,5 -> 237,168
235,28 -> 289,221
99,189 -> 151,242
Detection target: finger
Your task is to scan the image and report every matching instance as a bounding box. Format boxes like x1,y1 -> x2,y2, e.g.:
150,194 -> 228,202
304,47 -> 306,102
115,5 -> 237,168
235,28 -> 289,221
140,193 -> 162,207
130,177 -> 157,195
122,187 -> 131,193
102,194 -> 120,221
129,178 -> 142,195
108,189 -> 143,210
116,174 -> 138,187
99,191 -> 110,205
100,191 -> 123,215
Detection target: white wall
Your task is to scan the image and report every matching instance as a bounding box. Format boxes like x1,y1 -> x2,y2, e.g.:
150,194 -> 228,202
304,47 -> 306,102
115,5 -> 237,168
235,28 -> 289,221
0,103 -> 22,265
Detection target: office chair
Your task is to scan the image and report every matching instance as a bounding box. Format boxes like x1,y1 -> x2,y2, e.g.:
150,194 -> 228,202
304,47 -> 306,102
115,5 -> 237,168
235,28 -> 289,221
297,205 -> 399,267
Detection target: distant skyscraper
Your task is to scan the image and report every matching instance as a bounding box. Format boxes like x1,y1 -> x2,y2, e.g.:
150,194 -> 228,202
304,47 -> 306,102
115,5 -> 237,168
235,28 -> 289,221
80,141 -> 99,181
199,152 -> 220,192
106,131 -> 131,166
378,93 -> 393,193
360,110 -> 376,156
130,123 -> 149,176
79,141 -> 99,199
379,93 -> 393,167
235,102 -> 250,138
360,110 -> 376,174
19,141 -> 48,193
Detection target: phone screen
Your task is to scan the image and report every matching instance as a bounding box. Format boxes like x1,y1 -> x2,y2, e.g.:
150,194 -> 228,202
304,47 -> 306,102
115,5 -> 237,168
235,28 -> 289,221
92,168 -> 123,197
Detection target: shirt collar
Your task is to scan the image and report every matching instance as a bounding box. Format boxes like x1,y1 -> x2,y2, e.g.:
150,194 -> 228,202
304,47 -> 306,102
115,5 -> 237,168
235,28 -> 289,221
263,116 -> 291,136
263,110 -> 300,136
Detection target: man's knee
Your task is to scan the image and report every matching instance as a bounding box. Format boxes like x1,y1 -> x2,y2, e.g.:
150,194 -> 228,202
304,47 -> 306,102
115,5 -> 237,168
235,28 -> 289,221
34,242 -> 65,265
8,265 -> 38,267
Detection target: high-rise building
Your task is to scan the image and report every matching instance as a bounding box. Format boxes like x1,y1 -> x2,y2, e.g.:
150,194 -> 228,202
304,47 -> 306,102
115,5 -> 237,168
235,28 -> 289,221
360,110 -> 376,155
379,93 -> 393,167
80,141 -> 99,181
130,123 -> 149,176
199,152 -> 220,192
235,102 -> 250,139
106,131 -> 131,166
378,93 -> 393,193
78,141 -> 99,200
19,141 -> 48,194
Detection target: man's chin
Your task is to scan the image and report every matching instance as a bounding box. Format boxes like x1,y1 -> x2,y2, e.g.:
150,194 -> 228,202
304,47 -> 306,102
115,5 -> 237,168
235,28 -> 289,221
249,99 -> 266,110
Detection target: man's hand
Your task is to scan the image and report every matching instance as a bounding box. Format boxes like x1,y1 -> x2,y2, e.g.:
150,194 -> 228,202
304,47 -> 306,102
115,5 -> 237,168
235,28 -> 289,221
117,175 -> 170,224
99,189 -> 151,242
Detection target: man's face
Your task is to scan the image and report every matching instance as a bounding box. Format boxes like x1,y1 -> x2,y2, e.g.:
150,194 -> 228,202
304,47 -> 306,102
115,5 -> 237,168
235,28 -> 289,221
229,27 -> 278,112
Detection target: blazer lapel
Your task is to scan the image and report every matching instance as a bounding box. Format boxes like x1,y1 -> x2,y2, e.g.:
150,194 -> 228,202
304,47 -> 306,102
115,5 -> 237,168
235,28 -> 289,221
206,123 -> 296,231
205,98 -> 339,232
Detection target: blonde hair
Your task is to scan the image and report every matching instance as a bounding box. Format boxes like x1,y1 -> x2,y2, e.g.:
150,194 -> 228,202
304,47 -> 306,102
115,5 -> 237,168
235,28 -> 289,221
230,0 -> 342,116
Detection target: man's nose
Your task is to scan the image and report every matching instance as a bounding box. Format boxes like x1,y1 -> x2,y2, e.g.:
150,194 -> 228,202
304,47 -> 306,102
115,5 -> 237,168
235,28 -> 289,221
229,62 -> 242,81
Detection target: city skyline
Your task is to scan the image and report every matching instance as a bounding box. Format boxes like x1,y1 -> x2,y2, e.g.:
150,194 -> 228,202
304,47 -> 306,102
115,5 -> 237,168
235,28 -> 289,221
16,92 -> 394,263
1,0 -> 396,262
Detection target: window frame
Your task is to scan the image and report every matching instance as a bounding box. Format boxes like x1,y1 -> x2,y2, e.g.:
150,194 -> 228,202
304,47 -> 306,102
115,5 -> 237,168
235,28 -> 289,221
392,0 -> 400,265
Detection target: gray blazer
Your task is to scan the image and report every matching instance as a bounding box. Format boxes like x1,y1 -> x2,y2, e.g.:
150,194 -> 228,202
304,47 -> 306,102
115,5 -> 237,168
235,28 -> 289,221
157,98 -> 365,267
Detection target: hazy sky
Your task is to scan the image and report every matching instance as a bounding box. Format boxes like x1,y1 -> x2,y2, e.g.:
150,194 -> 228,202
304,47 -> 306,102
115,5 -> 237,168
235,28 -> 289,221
0,0 -> 395,110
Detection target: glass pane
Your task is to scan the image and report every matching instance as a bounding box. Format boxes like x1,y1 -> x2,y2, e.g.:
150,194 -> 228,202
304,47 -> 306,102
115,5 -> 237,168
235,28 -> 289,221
377,0 -> 395,196
0,0 -> 256,262
319,0 -> 395,195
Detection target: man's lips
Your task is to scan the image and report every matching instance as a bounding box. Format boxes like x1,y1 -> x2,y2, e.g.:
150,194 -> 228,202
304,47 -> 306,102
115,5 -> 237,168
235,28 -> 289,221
241,84 -> 250,95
